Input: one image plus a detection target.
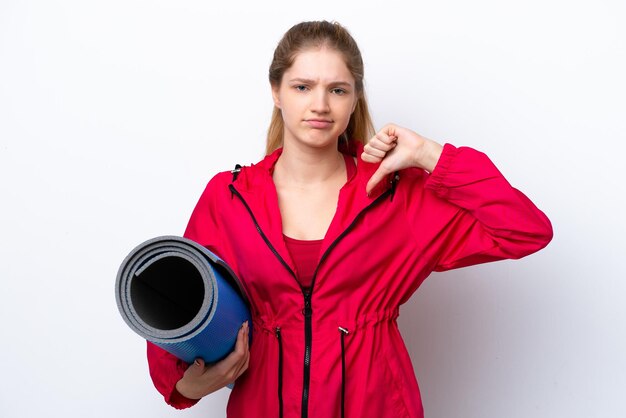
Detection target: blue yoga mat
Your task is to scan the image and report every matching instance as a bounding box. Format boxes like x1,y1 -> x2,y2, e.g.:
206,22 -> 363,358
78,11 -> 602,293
115,236 -> 251,364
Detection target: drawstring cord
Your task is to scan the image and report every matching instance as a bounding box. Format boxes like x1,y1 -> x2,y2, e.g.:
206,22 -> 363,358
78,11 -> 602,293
230,164 -> 242,198
338,326 -> 350,418
275,327 -> 283,418
274,325 -> 351,418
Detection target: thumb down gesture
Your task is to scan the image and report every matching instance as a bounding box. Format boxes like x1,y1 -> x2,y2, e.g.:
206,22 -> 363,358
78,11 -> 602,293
361,124 -> 443,195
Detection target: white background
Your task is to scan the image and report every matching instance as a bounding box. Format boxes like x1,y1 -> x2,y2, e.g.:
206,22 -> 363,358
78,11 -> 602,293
1,1 -> 625,417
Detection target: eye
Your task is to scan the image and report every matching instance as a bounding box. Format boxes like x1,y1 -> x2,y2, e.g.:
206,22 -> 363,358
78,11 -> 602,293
331,88 -> 347,95
294,85 -> 309,92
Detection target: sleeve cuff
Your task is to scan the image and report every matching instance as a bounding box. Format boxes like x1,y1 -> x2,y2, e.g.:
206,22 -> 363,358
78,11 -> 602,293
425,142 -> 457,196
168,386 -> 201,409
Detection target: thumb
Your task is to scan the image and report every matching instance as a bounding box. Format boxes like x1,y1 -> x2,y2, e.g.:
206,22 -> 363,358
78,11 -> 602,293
366,164 -> 391,195
187,358 -> 205,376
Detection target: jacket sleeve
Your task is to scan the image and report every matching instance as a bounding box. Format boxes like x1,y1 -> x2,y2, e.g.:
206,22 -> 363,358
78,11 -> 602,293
415,143 -> 553,271
145,174 -> 229,409
146,342 -> 199,409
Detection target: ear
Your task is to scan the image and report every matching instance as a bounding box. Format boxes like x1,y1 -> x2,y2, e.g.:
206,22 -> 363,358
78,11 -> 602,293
271,84 -> 281,109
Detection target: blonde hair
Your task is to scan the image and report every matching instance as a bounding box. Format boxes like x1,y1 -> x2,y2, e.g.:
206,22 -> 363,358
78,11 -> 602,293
265,21 -> 375,155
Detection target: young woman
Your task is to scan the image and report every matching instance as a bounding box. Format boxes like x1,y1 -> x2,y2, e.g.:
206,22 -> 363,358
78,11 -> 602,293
147,21 -> 553,418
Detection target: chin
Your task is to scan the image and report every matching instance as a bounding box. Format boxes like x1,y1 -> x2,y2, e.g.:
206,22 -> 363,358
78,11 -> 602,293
304,132 -> 341,148
304,139 -> 339,150
284,129 -> 341,150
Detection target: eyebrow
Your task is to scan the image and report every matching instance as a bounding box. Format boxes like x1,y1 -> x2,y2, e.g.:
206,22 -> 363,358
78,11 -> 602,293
288,78 -> 353,88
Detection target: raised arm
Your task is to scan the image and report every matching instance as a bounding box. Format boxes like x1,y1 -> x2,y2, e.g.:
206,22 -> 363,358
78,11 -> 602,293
362,124 -> 553,270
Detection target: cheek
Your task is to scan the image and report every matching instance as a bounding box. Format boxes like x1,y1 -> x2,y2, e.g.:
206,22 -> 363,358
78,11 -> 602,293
280,94 -> 302,115
279,105 -> 299,128
337,102 -> 355,124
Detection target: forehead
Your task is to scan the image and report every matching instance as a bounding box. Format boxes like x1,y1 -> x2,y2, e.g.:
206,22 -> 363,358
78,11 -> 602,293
284,47 -> 354,85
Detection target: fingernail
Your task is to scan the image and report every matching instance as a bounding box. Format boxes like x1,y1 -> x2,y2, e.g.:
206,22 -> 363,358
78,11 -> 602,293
194,359 -> 201,366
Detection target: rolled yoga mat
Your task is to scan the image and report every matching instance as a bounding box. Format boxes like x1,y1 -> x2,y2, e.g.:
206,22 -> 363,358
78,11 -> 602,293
115,235 -> 251,364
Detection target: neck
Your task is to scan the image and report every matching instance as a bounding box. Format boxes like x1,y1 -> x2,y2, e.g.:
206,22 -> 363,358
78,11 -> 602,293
274,142 -> 344,186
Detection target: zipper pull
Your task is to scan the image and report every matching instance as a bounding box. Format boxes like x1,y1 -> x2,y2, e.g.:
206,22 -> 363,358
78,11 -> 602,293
275,326 -> 281,339
302,293 -> 313,318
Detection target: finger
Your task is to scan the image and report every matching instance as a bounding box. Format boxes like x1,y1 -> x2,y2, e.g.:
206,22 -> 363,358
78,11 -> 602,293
380,124 -> 398,141
243,340 -> 250,369
229,322 -> 248,363
363,143 -> 387,159
228,324 -> 250,381
368,134 -> 396,151
233,345 -> 250,379
235,321 -> 248,353
374,133 -> 398,147
366,165 -> 391,195
185,358 -> 205,377
240,322 -> 250,362
215,324 -> 247,368
223,327 -> 245,365
361,150 -> 383,164
208,326 -> 248,383
235,321 -> 251,368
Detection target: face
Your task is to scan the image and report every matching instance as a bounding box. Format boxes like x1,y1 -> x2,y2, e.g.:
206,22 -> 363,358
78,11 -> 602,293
272,47 -> 358,151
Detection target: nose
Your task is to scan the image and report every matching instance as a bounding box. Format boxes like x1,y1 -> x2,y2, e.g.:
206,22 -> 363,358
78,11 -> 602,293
310,89 -> 330,114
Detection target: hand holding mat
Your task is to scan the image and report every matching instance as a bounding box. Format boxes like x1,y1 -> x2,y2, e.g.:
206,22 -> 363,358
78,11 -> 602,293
115,236 -> 251,364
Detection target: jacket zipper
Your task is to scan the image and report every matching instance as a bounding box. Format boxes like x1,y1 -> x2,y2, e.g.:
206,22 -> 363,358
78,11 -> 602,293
229,183 -> 392,418
301,290 -> 312,418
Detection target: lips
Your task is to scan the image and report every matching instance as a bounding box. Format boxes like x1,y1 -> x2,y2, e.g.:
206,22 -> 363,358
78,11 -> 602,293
305,119 -> 333,129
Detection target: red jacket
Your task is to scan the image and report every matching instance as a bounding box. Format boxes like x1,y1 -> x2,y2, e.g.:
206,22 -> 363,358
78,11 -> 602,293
147,143 -> 553,418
